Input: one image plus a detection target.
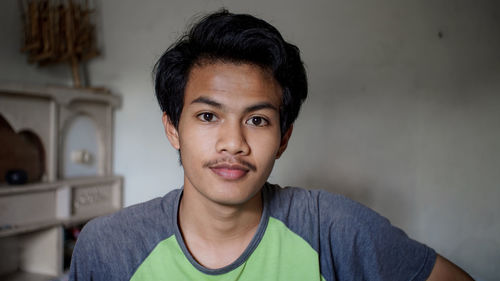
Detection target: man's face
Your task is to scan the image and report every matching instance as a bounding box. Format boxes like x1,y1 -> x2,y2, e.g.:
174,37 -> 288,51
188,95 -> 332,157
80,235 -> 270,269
163,62 -> 291,206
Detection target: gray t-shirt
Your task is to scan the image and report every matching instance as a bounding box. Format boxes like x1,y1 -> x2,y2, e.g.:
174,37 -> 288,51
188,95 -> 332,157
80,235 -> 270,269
70,183 -> 436,280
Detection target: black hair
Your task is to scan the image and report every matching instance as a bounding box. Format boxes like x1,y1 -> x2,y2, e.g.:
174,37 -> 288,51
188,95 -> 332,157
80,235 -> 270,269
154,9 -> 308,136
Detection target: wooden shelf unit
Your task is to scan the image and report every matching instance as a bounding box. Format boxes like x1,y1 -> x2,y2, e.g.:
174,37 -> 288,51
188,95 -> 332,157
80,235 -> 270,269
0,84 -> 123,280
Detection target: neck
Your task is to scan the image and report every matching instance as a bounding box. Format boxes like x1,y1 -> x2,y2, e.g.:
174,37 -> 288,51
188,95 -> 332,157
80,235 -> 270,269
177,185 -> 263,268
179,186 -> 263,243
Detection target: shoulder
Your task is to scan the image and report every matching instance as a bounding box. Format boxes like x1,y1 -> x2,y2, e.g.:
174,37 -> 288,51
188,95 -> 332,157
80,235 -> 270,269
265,184 -> 436,280
266,183 -> 403,240
70,189 -> 181,280
83,189 -> 179,239
264,184 -> 386,248
265,183 -> 380,225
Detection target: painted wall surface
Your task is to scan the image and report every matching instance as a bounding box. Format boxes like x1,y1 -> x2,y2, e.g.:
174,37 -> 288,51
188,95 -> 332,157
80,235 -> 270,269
1,1 -> 499,280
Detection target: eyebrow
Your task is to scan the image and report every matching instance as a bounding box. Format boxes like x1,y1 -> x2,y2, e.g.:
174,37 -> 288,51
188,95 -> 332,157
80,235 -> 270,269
191,96 -> 278,113
191,96 -> 222,108
243,102 -> 278,114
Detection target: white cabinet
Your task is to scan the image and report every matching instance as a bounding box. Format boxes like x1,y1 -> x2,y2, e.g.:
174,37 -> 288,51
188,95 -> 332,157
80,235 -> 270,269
0,84 -> 123,280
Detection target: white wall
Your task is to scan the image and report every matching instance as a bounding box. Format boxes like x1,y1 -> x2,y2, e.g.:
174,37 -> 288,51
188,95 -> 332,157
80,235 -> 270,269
1,1 -> 499,279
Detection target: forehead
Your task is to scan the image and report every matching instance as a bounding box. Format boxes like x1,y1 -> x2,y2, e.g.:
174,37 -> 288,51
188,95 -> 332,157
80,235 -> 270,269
184,62 -> 282,108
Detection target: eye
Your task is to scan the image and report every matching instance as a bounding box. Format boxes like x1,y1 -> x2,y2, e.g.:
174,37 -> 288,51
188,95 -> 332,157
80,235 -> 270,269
246,116 -> 269,127
197,112 -> 218,122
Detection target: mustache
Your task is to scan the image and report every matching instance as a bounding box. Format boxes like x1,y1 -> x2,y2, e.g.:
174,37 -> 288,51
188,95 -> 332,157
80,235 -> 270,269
203,157 -> 257,172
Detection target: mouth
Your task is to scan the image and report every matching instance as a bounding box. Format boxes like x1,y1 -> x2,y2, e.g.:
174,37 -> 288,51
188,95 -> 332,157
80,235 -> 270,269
209,163 -> 250,180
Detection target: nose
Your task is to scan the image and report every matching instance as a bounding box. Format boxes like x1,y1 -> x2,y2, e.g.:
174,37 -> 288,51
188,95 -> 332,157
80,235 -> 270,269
215,120 -> 250,156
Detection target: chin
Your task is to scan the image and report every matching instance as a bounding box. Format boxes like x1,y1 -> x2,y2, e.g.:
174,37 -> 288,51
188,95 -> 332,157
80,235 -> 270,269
207,185 -> 262,206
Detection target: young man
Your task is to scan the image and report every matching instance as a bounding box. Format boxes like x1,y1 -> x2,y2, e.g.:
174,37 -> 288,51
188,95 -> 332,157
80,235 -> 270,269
69,10 -> 473,281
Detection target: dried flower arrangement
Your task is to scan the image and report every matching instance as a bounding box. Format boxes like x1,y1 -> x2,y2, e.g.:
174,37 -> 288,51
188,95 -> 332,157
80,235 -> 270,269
19,0 -> 99,87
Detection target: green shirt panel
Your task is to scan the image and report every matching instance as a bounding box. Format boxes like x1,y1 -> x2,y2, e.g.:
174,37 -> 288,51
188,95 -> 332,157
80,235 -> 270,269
130,217 -> 325,281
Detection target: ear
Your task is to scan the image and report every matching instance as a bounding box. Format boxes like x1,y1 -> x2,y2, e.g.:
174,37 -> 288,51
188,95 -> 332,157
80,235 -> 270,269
276,124 -> 293,159
162,113 -> 180,150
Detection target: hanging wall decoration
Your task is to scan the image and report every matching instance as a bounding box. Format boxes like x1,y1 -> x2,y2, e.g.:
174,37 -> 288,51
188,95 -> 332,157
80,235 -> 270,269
19,0 -> 99,87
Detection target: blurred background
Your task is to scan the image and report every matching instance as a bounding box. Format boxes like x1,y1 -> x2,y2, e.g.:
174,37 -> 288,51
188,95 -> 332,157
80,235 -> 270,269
1,0 -> 499,280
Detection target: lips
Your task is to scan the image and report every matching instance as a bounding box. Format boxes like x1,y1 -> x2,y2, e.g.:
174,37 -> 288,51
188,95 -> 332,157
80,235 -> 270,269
210,164 -> 249,180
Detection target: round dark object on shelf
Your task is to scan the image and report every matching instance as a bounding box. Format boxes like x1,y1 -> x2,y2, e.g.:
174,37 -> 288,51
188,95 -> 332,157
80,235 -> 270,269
5,169 -> 28,185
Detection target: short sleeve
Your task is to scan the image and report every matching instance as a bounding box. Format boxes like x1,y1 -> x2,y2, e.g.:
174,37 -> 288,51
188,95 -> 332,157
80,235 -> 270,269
316,191 -> 437,281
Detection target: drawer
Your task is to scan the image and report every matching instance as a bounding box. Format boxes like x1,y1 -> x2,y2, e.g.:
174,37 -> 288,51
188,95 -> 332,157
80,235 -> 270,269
0,190 -> 56,228
71,180 -> 121,217
0,176 -> 122,235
